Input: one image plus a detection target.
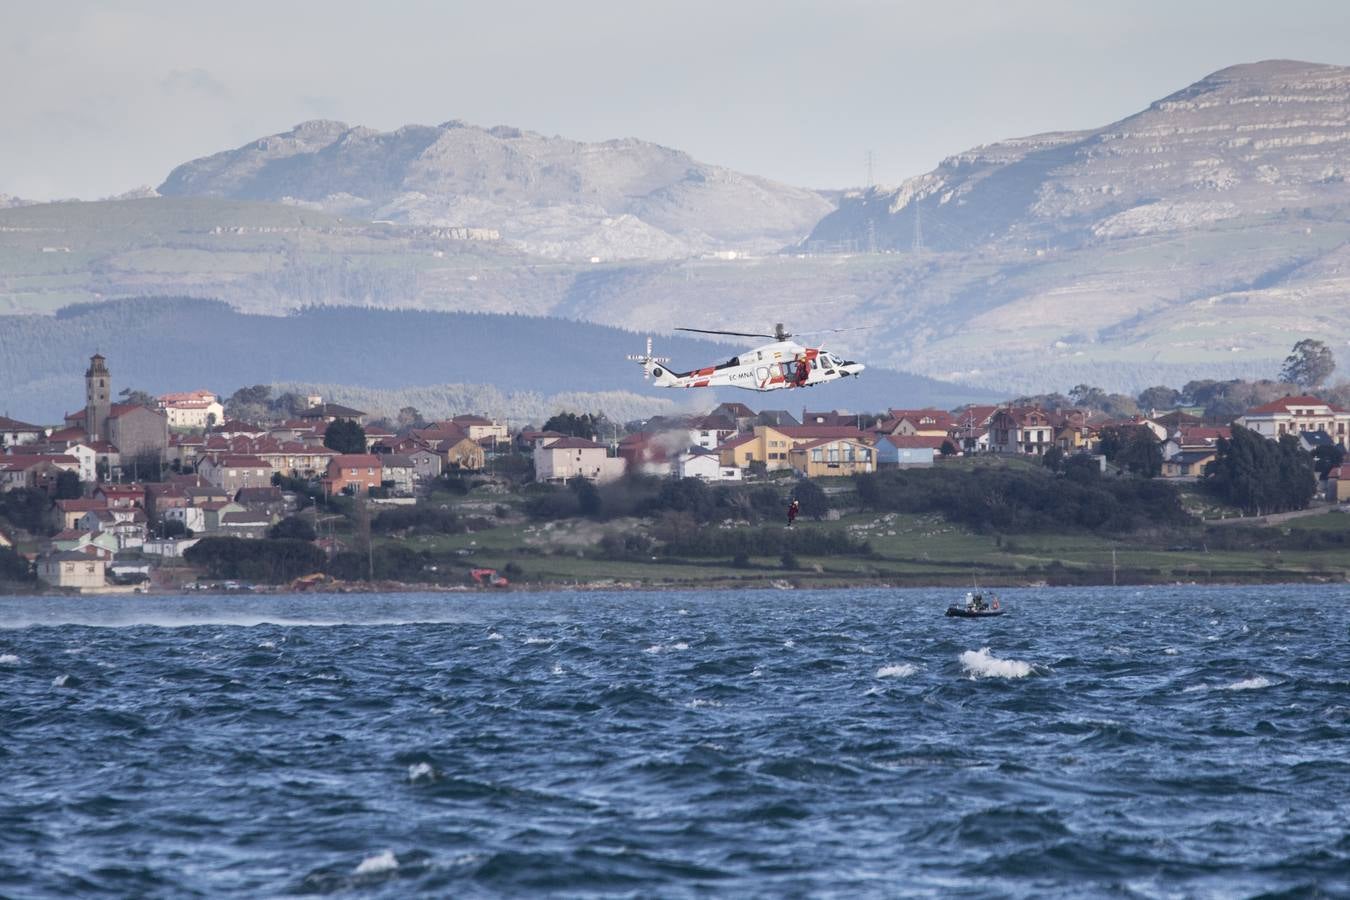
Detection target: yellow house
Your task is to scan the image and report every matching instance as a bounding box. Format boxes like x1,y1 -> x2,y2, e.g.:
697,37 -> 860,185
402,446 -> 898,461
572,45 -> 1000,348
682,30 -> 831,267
442,437 -> 486,472
789,437 -> 877,477
37,551 -> 107,590
718,425 -> 867,471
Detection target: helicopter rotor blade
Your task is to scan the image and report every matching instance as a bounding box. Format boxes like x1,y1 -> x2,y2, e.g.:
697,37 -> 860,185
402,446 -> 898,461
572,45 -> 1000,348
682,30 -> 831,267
790,326 -> 870,338
674,327 -> 777,339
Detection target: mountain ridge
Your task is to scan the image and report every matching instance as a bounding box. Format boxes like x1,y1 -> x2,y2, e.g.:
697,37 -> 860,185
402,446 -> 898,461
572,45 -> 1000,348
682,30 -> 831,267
158,118 -> 834,261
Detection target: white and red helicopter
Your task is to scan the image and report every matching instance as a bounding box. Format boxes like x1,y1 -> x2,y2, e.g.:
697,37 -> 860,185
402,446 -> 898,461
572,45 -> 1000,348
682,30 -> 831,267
629,323 -> 865,392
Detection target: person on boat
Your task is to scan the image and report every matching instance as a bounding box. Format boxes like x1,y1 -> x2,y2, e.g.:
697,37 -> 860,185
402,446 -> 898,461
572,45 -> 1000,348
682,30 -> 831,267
787,498 -> 800,526
970,592 -> 986,611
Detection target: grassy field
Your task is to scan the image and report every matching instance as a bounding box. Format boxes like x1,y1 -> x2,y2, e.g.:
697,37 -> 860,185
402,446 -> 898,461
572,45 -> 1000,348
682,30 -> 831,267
364,493 -> 1350,590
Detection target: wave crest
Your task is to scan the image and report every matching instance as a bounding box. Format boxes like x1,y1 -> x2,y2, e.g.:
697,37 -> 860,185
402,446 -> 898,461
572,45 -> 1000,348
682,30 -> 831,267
960,647 -> 1035,679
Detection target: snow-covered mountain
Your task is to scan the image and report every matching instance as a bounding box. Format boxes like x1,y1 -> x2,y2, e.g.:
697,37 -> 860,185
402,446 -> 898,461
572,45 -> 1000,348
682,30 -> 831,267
158,120 -> 833,260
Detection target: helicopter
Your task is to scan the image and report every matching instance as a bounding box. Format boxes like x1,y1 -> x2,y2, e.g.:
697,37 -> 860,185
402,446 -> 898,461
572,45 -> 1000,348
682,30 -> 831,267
628,323 -> 865,392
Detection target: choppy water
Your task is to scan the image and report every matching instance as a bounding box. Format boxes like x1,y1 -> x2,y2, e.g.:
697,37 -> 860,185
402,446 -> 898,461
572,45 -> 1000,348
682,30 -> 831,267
2,585 -> 1348,898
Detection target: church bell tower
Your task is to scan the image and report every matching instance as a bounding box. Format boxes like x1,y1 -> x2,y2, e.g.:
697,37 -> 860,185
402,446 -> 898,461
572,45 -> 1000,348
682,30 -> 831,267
85,353 -> 111,442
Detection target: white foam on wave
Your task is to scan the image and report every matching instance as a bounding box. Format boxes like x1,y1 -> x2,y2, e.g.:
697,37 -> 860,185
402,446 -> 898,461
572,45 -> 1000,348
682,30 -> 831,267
1163,647 -> 1180,656
643,643 -> 663,654
258,640 -> 277,649
487,631 -> 503,641
407,762 -> 436,784
687,698 -> 722,708
0,653 -> 20,665
959,647 -> 1035,679
875,663 -> 918,679
523,636 -> 551,645
1223,676 -> 1272,691
671,641 -> 689,651
750,667 -> 763,678
782,639 -> 795,649
677,608 -> 689,616
354,850 -> 399,875
52,674 -> 71,688
551,663 -> 564,675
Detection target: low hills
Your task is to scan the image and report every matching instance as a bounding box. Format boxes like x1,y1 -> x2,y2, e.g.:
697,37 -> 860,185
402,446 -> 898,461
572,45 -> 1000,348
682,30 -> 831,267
0,298 -> 994,424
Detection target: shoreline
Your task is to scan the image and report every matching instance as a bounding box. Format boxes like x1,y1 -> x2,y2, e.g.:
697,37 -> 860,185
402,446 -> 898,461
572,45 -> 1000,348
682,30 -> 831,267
7,569 -> 1348,599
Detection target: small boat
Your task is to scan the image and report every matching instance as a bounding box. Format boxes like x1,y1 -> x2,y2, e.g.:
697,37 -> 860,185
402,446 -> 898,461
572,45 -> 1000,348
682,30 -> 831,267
946,591 -> 1005,618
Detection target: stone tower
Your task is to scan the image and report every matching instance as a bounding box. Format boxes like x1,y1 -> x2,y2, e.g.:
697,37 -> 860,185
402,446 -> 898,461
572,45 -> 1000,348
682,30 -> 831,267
85,353 -> 111,442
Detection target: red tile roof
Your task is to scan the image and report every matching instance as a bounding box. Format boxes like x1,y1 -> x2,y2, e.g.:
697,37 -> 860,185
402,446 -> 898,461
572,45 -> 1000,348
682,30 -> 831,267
541,437 -> 605,450
330,454 -> 382,466
1245,395 -> 1344,415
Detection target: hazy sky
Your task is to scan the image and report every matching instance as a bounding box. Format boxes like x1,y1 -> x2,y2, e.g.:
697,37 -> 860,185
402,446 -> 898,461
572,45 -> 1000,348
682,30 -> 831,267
3,0 -> 1347,200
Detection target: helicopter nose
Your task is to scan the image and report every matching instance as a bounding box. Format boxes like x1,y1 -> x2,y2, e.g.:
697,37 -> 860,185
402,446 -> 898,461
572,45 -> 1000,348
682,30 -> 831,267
843,362 -> 865,377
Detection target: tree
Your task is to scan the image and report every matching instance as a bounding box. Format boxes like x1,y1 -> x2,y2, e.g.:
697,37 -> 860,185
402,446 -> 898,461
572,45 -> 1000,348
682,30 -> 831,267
569,476 -> 603,517
118,387 -> 156,408
1069,384 -> 1109,410
542,412 -> 606,440
1206,425 -> 1316,515
54,469 -> 82,500
1042,446 -> 1065,472
161,518 -> 189,539
1098,425 -> 1161,478
323,419 -> 367,454
1280,339 -> 1335,390
1136,385 -> 1180,413
0,547 -> 34,585
270,516 -> 317,541
792,479 -> 829,521
397,406 -> 425,429
225,384 -> 272,422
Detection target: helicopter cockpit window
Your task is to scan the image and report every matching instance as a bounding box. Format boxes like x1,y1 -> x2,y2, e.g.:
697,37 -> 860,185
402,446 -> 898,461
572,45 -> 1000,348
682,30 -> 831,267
821,354 -> 836,372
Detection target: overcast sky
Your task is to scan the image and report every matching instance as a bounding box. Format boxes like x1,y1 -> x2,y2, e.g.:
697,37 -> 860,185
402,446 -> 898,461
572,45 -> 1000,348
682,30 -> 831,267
3,0 -> 1347,200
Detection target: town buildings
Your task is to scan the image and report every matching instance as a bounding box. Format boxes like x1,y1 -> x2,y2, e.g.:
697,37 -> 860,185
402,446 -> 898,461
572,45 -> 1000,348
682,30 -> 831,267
1236,396 -> 1350,448
157,391 -> 224,429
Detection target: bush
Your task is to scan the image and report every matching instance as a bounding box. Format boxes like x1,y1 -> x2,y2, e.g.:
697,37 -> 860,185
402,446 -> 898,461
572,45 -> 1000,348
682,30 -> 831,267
792,479 -> 829,521
853,463 -> 1188,534
0,547 -> 34,585
269,516 -> 316,541
372,505 -> 463,535
184,537 -> 326,583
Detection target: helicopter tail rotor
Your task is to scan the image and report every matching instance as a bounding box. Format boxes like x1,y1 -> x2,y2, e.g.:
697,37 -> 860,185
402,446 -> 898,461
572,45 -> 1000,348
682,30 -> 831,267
626,337 -> 674,384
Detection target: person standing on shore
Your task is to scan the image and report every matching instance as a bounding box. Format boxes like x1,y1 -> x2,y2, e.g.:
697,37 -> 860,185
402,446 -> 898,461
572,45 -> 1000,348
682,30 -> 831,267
787,498 -> 800,527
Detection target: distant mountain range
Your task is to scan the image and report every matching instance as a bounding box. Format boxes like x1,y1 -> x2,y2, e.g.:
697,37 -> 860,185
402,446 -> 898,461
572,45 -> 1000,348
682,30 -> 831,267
2,59 -> 1348,396
158,119 -> 833,260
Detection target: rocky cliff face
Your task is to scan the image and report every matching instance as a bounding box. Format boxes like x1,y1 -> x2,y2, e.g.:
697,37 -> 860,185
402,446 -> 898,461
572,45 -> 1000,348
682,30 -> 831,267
158,120 -> 833,260
808,60 -> 1350,252
787,61 -> 1350,392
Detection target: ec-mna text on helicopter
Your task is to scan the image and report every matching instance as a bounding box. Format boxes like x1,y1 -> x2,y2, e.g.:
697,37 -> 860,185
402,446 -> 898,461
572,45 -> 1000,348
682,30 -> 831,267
629,323 -> 865,392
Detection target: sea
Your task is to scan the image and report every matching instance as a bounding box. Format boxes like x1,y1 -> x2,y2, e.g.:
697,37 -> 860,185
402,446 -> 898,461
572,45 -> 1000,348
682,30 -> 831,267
1,585 -> 1347,898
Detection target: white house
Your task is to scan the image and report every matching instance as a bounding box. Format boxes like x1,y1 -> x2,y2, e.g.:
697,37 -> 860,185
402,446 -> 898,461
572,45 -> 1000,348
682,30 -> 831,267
157,390 -> 225,430
533,437 -> 625,484
1236,395 -> 1350,447
675,448 -> 743,481
0,415 -> 45,449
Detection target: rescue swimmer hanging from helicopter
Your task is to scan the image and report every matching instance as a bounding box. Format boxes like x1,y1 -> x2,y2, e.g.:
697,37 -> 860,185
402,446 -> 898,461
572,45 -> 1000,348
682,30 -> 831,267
628,323 -> 865,392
